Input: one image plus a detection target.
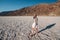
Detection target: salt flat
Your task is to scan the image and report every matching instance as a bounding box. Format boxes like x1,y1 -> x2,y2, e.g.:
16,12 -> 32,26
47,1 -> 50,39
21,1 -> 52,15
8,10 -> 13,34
0,16 -> 60,40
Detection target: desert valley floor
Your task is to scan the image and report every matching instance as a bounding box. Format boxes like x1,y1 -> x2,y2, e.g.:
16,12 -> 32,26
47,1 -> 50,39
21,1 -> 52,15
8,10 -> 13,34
0,16 -> 60,40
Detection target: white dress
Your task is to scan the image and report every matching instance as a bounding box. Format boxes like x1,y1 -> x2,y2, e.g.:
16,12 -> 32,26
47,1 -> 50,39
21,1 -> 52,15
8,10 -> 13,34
32,17 -> 38,28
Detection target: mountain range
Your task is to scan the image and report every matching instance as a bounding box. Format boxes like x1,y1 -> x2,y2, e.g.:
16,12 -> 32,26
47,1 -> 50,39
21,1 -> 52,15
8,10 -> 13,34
0,1 -> 60,16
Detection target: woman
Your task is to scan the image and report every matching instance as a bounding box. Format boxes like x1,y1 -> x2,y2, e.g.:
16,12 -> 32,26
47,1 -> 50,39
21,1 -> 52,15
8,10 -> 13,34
32,14 -> 38,34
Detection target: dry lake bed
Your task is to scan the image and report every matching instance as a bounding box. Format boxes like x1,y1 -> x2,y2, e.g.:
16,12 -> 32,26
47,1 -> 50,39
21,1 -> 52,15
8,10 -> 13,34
0,16 -> 60,40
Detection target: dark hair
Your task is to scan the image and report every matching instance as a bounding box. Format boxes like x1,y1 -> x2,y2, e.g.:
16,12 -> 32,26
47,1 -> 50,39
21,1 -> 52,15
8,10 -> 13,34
33,14 -> 37,19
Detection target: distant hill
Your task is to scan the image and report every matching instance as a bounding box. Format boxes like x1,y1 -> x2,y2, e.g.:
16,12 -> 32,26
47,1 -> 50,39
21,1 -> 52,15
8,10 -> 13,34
0,11 -> 13,16
0,1 -> 60,16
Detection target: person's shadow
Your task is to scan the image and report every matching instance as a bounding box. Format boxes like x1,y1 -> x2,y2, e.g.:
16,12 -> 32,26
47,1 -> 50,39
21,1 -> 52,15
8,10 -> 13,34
29,23 -> 56,37
38,23 -> 56,33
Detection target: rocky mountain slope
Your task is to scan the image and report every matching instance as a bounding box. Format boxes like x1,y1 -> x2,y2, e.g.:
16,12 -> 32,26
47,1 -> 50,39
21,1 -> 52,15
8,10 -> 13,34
0,1 -> 60,16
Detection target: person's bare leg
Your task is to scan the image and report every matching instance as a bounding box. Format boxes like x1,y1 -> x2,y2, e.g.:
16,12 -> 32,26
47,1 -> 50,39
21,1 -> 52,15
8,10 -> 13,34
32,28 -> 35,34
35,27 -> 39,36
35,26 -> 38,33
